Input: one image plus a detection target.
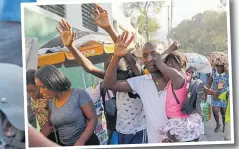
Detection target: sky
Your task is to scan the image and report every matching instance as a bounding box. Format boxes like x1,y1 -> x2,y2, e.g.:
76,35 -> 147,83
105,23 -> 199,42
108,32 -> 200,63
112,0 -> 224,41
156,0 -> 223,41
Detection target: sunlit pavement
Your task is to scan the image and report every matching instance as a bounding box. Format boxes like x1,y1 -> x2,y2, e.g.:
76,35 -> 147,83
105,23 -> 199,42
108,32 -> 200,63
200,112 -> 225,141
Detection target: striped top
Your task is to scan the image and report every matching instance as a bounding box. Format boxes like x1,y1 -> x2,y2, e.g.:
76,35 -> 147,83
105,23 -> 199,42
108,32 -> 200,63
49,88 -> 93,146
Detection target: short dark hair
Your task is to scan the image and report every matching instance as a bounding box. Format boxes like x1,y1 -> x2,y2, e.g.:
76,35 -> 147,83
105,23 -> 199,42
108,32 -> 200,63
35,65 -> 71,92
26,69 -> 36,85
104,56 -> 128,71
165,51 -> 187,68
143,40 -> 165,53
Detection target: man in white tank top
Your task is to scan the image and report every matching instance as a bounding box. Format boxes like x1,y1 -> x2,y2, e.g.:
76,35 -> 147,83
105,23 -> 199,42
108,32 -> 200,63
104,36 -> 169,143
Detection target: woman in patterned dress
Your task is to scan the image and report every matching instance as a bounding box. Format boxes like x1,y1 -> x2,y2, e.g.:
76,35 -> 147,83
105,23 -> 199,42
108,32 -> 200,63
26,69 -> 58,142
205,52 -> 229,132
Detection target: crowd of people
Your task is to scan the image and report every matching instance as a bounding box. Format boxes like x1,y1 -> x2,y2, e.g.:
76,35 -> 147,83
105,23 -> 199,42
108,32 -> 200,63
26,4 -> 231,147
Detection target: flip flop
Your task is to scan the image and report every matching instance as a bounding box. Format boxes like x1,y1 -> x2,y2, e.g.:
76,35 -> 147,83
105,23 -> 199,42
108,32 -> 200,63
214,124 -> 221,132
162,138 -> 174,143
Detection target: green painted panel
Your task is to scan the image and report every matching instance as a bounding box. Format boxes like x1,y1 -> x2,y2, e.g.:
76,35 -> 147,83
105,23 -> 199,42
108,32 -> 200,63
83,63 -> 104,88
54,61 -> 104,89
24,8 -> 105,89
24,8 -> 59,49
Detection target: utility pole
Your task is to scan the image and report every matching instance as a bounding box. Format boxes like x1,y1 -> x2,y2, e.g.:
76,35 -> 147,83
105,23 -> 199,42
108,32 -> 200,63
168,0 -> 173,35
167,0 -> 173,46
167,5 -> 170,36
171,0 -> 173,29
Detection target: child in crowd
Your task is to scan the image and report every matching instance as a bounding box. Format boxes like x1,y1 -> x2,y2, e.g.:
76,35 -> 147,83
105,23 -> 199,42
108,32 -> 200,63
156,42 -> 202,142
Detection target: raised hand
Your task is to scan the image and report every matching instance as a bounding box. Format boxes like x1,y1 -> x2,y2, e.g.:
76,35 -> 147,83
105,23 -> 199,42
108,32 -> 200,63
91,4 -> 110,29
114,31 -> 134,57
168,41 -> 181,51
56,19 -> 74,47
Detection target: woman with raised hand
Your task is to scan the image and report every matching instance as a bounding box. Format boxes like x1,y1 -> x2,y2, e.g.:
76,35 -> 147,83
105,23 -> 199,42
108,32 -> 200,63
56,6 -> 147,144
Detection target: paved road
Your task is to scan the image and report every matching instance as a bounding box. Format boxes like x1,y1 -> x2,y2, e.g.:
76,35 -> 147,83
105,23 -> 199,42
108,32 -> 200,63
200,111 -> 225,141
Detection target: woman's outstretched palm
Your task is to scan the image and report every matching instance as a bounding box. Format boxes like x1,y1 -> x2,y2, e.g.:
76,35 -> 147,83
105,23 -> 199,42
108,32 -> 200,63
92,5 -> 110,29
56,19 -> 74,47
114,32 -> 134,57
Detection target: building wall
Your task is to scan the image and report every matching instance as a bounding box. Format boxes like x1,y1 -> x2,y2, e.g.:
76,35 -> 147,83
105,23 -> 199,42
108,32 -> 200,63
65,3 -> 112,34
23,4 -> 110,89
24,3 -> 112,47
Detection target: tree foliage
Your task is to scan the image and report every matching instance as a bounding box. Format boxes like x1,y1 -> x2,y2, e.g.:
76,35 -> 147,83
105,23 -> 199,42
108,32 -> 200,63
169,11 -> 228,55
122,1 -> 163,41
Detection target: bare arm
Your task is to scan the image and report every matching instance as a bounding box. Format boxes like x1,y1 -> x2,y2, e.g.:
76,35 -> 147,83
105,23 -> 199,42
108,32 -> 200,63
92,5 -> 141,76
67,45 -> 105,79
103,26 -> 118,43
28,125 -> 59,147
104,56 -> 133,92
40,122 -> 53,137
40,111 -> 53,137
124,53 -> 142,76
92,5 -> 118,43
103,25 -> 143,76
56,19 -> 105,79
104,32 -> 135,92
74,101 -> 98,146
205,76 -> 217,95
155,42 -> 184,89
41,104 -> 53,136
206,75 -> 213,89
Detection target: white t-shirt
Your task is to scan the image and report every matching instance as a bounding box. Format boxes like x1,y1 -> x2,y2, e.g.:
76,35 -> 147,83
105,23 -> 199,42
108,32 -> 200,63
88,82 -> 146,134
127,74 -> 168,143
88,83 -> 113,103
116,92 -> 146,134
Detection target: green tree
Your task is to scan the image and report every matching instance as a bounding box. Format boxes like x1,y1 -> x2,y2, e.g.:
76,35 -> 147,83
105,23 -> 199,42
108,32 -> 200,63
169,10 -> 228,55
122,1 -> 163,41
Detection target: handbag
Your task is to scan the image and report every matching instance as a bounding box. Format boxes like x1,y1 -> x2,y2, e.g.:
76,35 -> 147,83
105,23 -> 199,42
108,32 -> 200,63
100,82 -> 117,131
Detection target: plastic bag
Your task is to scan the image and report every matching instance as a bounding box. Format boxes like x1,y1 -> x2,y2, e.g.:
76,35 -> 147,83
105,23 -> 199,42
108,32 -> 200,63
185,53 -> 212,73
201,101 -> 211,122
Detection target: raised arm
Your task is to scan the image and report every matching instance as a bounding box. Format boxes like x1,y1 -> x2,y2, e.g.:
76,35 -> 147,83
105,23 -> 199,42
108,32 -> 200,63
92,5 -> 142,76
124,52 -> 142,76
155,41 -> 184,89
104,32 -> 134,92
66,45 -> 105,79
92,4 -> 117,43
56,19 -> 105,79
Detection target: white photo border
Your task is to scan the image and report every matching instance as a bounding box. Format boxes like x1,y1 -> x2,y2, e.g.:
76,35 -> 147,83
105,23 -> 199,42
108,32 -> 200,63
21,0 -> 234,148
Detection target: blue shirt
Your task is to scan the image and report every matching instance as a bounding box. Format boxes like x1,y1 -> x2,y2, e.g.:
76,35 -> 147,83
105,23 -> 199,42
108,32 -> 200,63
211,68 -> 229,94
0,0 -> 36,22
197,73 -> 209,85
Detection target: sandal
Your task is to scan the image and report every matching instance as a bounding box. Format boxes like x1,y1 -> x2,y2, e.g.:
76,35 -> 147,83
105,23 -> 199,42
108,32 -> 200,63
162,138 -> 174,143
214,124 -> 221,132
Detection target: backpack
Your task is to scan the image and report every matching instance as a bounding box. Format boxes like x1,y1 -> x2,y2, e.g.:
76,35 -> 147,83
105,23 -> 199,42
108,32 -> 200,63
172,75 -> 205,115
100,82 -> 117,131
